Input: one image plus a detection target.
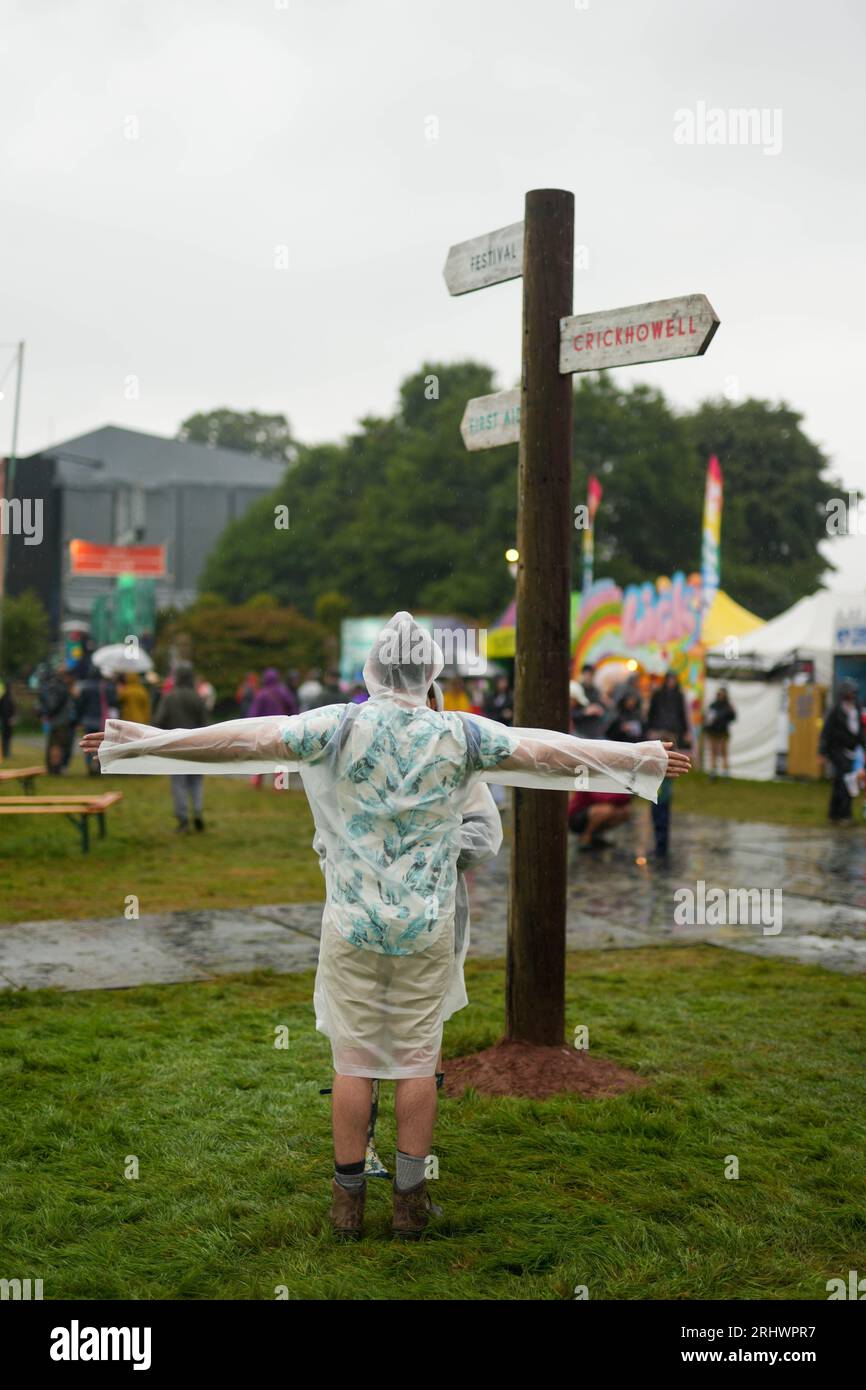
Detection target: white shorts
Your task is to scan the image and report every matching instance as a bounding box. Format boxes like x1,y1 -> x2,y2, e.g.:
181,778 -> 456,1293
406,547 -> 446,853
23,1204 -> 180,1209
314,913 -> 456,1080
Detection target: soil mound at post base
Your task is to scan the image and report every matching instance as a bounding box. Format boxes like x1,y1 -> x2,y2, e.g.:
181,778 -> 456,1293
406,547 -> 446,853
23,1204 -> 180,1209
443,1038 -> 647,1100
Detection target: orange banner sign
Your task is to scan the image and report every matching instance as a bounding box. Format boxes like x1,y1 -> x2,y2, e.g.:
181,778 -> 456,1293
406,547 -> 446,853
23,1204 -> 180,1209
69,540 -> 166,577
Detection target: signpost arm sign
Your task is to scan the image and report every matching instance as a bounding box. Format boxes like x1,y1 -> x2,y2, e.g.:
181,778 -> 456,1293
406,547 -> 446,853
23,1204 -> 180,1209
459,389 -> 521,451
443,222 -> 524,297
559,293 -> 719,375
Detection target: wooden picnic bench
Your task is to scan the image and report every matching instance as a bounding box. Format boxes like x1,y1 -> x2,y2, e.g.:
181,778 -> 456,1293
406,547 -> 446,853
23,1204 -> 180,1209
0,765 -> 44,795
0,792 -> 123,852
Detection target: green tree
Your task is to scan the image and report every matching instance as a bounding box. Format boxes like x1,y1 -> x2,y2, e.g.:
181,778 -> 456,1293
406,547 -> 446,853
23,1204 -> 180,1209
684,397 -> 839,617
178,408 -> 296,468
571,374 -> 700,590
314,591 -> 352,635
198,365 -> 838,629
200,362 -> 519,622
153,599 -> 328,704
0,590 -> 50,677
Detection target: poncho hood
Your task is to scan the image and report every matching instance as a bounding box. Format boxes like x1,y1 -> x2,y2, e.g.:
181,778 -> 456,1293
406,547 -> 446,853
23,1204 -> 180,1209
363,611 -> 444,705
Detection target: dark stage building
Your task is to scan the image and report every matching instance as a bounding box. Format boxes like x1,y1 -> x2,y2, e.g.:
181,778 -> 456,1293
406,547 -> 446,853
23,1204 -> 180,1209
5,424 -> 285,635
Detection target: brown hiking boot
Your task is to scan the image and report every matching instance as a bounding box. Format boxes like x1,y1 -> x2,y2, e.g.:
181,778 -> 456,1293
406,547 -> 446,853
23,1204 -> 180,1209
330,1178 -> 366,1239
391,1179 -> 442,1240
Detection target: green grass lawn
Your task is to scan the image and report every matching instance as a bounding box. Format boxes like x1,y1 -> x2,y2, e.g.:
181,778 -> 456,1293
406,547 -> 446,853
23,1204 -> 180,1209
0,744 -> 323,924
676,770 -> 831,826
1,946 -> 864,1301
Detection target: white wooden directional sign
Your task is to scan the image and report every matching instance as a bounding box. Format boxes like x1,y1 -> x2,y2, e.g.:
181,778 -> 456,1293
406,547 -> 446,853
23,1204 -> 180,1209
559,293 -> 719,375
443,221 -> 524,296
460,388 -> 521,451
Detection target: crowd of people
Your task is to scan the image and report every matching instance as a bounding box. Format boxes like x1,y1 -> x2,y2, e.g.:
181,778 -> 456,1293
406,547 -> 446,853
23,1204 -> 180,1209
22,661 -> 213,780
6,651 -> 742,858
17,659 -> 518,830
233,667 -> 517,723
566,662 -> 719,859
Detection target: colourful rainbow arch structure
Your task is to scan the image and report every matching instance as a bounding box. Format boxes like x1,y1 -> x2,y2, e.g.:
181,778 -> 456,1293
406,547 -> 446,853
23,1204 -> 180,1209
572,580 -> 627,673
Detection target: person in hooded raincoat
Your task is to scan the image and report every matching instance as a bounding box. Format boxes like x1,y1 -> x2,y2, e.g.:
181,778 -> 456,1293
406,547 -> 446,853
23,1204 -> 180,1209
248,667 -> 299,718
314,678 -> 502,1181
81,611 -> 689,1240
247,667 -> 299,790
116,671 -> 151,725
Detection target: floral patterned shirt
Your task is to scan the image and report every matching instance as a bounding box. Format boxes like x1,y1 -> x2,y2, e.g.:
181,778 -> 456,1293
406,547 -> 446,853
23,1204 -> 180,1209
282,700 -> 514,955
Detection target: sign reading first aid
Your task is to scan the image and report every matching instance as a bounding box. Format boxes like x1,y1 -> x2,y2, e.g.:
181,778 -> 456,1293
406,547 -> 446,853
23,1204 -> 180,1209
460,389 -> 521,450
559,293 -> 719,374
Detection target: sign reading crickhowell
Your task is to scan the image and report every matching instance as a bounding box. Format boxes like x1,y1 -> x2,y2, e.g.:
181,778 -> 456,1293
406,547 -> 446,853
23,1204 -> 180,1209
559,293 -> 719,375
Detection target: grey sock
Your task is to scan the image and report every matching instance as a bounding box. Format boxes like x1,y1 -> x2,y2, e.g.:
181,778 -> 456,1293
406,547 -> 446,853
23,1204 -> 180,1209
395,1150 -> 426,1192
334,1160 -> 365,1191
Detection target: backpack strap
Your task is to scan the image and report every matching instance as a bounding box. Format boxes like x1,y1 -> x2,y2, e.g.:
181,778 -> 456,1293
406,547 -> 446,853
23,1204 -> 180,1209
456,711 -> 481,770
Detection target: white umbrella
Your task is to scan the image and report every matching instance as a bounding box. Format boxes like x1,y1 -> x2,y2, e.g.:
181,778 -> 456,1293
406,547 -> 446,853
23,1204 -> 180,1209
92,643 -> 153,675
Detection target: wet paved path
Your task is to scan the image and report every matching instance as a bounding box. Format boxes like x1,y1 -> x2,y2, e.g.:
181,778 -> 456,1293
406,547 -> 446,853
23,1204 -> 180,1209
2,814 -> 866,991
470,812 -> 866,971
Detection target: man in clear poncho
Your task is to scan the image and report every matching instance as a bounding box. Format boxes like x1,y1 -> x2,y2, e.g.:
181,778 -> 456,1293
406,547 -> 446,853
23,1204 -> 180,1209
82,611 -> 690,1240
312,676 -> 502,1183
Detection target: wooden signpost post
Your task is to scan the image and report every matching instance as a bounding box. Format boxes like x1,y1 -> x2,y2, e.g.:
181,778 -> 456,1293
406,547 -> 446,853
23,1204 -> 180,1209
507,190 -> 574,1045
444,194 -> 719,1053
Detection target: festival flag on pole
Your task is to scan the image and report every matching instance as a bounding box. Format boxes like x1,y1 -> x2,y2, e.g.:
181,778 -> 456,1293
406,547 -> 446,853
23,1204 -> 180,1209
700,455 -> 723,631
581,475 -> 603,594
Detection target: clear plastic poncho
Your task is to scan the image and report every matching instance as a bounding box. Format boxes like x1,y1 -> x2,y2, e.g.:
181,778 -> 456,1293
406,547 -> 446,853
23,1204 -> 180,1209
97,612 -> 668,1077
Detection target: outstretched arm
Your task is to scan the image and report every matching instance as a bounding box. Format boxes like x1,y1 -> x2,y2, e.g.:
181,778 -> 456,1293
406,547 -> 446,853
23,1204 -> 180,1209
462,713 -> 690,802
81,717 -> 291,766
80,707 -> 343,774
499,732 -> 690,783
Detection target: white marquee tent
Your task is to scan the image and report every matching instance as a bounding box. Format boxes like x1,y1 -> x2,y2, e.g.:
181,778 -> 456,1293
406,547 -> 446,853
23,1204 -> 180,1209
707,589 -> 866,685
704,589 -> 866,780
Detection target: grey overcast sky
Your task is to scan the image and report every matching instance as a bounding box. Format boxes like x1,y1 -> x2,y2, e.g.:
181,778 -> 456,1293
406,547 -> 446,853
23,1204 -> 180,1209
3,0 -> 865,586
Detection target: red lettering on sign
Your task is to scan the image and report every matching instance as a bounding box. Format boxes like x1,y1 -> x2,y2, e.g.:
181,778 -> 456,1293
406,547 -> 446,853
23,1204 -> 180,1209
689,316 -> 695,334
666,319 -> 674,338
603,329 -> 613,347
637,323 -> 648,342
651,320 -> 663,340
615,327 -> 622,346
625,326 -> 634,343
573,334 -> 583,351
